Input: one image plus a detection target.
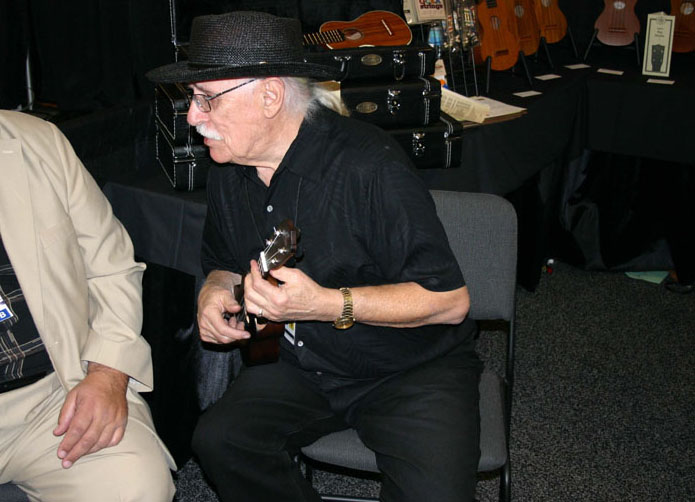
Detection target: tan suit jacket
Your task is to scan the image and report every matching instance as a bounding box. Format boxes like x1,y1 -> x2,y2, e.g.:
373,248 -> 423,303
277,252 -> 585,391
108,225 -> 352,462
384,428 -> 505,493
0,110 -> 173,468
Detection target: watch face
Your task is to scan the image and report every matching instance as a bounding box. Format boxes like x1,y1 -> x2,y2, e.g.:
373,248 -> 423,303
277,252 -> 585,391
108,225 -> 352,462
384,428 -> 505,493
333,317 -> 354,330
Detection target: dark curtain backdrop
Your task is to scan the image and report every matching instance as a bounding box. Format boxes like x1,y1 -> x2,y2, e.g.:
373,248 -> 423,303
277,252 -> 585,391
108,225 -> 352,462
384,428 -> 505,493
0,0 -> 675,112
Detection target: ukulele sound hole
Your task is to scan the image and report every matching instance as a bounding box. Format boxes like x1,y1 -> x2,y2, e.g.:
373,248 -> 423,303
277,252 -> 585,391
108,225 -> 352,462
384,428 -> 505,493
491,16 -> 501,30
343,29 -> 364,41
612,1 -> 626,10
682,2 -> 694,16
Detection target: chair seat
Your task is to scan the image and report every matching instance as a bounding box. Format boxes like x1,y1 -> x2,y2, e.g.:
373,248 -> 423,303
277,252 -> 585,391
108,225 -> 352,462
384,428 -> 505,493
0,483 -> 29,502
301,369 -> 507,474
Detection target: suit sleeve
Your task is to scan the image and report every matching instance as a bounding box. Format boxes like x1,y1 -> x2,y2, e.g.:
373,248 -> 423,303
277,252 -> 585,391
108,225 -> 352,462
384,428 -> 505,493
50,124 -> 153,392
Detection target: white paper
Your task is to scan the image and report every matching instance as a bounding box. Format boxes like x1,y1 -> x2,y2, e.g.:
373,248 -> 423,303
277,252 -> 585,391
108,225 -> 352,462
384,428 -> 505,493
597,68 -> 625,75
440,88 -> 490,123
565,63 -> 591,70
535,74 -> 562,81
514,90 -> 542,98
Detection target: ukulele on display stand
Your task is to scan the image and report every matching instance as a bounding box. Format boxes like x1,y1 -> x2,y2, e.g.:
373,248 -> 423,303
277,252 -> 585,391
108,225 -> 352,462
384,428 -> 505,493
672,0 -> 695,53
584,0 -> 642,66
532,0 -> 578,65
474,0 -> 533,94
513,0 -> 541,57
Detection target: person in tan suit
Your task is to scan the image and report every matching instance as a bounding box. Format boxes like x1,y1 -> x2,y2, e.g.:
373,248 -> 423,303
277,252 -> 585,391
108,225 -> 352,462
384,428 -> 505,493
0,110 -> 175,501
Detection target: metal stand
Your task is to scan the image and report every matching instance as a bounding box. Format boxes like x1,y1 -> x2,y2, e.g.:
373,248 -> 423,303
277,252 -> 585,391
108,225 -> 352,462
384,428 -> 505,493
583,28 -> 641,67
484,52 -> 533,95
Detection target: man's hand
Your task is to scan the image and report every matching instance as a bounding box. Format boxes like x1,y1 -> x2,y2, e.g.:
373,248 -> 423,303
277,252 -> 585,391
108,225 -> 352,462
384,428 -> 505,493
53,362 -> 129,469
243,260 -> 339,323
197,269 -> 250,344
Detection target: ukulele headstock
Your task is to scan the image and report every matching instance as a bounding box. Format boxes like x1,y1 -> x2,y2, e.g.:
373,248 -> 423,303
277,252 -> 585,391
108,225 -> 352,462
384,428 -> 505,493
258,219 -> 299,277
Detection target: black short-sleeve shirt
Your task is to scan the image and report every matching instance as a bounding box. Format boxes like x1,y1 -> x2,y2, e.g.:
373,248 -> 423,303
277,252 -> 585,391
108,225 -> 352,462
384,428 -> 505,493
201,106 -> 476,383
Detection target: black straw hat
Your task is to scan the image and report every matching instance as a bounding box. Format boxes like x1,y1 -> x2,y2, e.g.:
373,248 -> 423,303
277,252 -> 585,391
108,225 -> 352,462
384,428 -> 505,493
146,11 -> 341,83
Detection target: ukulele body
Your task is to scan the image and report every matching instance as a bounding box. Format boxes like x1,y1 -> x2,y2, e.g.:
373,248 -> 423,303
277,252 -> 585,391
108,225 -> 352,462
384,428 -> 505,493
316,10 -> 412,49
594,0 -> 640,46
533,0 -> 568,44
672,0 -> 695,53
513,0 -> 541,55
475,0 -> 521,71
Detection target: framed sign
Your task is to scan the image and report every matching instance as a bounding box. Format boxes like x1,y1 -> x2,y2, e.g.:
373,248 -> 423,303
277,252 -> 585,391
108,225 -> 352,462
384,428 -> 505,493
642,12 -> 676,78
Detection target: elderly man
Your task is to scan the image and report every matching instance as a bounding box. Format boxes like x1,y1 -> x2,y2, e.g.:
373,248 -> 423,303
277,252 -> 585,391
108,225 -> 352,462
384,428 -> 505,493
148,10 -> 481,502
0,110 -> 175,501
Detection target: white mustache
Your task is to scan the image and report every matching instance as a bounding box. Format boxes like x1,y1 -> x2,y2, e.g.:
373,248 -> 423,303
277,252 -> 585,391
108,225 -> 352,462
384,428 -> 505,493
195,123 -> 223,141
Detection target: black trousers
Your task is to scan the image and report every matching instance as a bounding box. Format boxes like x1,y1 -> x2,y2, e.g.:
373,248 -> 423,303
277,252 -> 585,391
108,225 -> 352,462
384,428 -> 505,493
192,347 -> 481,502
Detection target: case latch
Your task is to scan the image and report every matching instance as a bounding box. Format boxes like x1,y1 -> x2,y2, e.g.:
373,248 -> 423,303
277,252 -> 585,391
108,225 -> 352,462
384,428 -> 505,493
411,131 -> 426,157
386,88 -> 402,115
392,50 -> 406,80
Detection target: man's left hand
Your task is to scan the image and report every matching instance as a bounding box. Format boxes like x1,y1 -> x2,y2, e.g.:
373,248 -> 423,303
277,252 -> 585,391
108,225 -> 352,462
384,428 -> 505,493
53,362 -> 129,469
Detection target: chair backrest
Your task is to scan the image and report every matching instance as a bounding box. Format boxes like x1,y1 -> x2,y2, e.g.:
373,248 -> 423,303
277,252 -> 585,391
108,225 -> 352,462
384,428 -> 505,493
430,190 -> 517,323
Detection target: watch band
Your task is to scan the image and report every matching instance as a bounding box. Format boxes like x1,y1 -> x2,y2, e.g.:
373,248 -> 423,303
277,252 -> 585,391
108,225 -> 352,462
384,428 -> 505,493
333,287 -> 355,330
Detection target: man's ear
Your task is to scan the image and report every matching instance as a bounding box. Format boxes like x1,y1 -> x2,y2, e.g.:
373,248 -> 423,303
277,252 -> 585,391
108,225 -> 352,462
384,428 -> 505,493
260,78 -> 285,118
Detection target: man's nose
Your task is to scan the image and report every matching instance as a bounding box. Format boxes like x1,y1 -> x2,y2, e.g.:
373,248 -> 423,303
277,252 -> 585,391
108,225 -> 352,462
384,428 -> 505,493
187,99 -> 206,126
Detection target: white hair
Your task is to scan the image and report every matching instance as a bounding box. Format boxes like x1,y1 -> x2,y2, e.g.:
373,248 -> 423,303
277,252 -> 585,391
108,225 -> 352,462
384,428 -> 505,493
280,77 -> 350,119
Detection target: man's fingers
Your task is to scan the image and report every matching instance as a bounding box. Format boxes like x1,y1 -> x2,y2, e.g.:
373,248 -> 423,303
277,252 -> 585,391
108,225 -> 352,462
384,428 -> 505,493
53,392 -> 77,437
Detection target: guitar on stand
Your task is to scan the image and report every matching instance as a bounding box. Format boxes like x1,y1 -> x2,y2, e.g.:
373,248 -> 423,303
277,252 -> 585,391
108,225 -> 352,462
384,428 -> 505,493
672,0 -> 695,53
234,220 -> 299,366
475,0 -> 532,94
303,10 -> 412,48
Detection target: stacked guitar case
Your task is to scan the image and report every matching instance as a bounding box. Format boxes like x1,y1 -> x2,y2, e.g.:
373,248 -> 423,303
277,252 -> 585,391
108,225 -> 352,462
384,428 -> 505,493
306,43 -> 463,169
153,0 -> 213,192
154,78 -> 212,191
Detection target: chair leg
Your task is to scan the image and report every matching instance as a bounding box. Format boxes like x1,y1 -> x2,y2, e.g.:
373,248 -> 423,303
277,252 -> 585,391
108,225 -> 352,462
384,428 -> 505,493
498,459 -> 512,502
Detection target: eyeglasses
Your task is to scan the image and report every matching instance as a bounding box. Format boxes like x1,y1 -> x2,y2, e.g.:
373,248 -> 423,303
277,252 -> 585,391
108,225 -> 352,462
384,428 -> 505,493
190,79 -> 257,112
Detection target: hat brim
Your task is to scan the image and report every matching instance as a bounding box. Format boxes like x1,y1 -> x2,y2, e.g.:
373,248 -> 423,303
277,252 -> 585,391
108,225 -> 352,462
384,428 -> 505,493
146,60 -> 341,84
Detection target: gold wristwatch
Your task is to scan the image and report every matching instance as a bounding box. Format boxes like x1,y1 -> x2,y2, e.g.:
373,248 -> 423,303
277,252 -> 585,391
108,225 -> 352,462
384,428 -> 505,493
333,287 -> 355,330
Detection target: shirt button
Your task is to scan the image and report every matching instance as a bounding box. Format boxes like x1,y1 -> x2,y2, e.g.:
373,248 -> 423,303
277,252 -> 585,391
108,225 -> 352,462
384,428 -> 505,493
316,371 -> 322,376
297,340 -> 304,347
266,205 -> 273,213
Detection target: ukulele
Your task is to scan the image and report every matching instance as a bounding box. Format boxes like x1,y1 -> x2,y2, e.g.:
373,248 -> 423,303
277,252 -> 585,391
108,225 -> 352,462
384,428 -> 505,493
593,0 -> 640,46
672,0 -> 695,53
533,0 -> 568,44
235,219 -> 299,366
303,10 -> 412,49
513,0 -> 541,55
475,0 -> 521,71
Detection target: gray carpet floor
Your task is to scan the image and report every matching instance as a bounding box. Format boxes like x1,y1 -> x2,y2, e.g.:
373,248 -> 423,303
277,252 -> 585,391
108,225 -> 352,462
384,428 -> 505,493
173,261 -> 695,501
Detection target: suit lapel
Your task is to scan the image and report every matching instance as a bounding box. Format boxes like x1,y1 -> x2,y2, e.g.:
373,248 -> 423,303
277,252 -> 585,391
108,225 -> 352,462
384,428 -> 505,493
0,139 -> 45,332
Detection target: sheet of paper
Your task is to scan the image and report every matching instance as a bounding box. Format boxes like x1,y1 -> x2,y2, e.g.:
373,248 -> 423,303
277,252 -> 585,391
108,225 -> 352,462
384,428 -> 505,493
514,90 -> 542,98
597,68 -> 624,75
440,88 -> 490,123
565,63 -> 591,70
535,73 -> 562,81
469,95 -> 527,119
647,78 -> 675,85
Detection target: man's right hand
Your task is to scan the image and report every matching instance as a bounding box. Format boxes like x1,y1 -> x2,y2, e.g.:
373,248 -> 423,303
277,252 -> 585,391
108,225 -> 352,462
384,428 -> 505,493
197,270 -> 250,344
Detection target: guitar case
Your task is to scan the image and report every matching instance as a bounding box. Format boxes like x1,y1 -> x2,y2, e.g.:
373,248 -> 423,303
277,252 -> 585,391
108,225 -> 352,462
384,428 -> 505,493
340,76 -> 441,128
304,44 -> 436,82
154,82 -> 212,191
386,112 -> 463,169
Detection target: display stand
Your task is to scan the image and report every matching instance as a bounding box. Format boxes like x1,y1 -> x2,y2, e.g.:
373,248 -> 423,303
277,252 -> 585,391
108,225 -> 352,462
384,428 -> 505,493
536,26 -> 580,69
445,45 -> 479,96
483,51 -> 533,95
583,29 -> 642,67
